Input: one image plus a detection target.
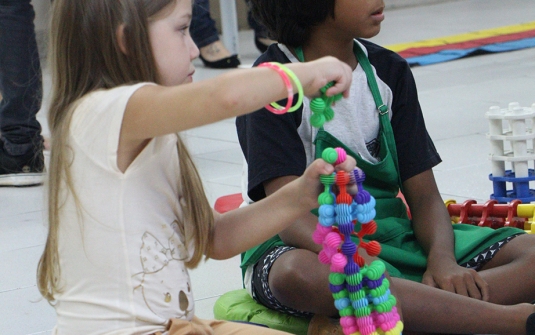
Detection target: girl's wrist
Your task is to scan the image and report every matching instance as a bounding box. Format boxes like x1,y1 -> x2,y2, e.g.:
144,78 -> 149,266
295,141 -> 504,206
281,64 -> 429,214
258,62 -> 294,114
286,63 -> 310,94
273,63 -> 303,112
259,62 -> 304,114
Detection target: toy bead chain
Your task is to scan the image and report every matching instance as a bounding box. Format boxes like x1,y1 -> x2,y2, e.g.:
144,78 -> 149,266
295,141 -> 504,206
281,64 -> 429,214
313,147 -> 404,335
310,82 -> 343,128
261,66 -> 404,334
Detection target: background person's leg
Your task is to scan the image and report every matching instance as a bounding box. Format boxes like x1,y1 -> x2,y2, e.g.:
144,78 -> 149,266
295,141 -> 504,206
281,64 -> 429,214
0,0 -> 44,186
190,0 -> 240,69
190,0 -> 219,49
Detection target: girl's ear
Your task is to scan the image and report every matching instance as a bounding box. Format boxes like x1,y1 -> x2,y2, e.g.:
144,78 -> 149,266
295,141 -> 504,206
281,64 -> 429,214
116,24 -> 128,55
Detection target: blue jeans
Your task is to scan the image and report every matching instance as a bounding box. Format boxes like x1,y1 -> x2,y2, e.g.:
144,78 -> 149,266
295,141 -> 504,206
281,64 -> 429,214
190,0 -> 269,48
190,0 -> 219,49
0,0 -> 43,156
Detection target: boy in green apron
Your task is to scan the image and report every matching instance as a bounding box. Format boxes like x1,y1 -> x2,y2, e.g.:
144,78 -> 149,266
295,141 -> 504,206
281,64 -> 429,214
236,0 -> 535,334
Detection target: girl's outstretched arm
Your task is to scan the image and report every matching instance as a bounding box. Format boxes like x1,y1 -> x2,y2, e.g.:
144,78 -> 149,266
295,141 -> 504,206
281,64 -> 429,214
209,156 -> 356,260
122,57 -> 351,140
116,57 -> 350,171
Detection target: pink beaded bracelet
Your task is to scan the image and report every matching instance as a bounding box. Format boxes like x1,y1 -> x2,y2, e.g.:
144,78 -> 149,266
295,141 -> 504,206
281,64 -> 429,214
258,62 -> 294,114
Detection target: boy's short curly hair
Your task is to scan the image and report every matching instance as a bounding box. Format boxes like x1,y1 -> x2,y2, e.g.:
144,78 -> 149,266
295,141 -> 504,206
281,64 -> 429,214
249,0 -> 336,48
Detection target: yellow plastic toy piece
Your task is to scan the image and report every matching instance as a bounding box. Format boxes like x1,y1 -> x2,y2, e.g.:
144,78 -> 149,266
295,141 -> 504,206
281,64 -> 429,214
515,204 -> 535,234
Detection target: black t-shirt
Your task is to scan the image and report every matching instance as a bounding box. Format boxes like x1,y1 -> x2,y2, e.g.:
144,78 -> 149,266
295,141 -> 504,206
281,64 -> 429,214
237,39 -> 441,202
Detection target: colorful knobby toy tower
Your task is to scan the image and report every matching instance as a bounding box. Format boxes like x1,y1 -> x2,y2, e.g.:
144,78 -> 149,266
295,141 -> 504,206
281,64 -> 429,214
259,65 -> 403,333
313,147 -> 403,335
486,102 -> 535,203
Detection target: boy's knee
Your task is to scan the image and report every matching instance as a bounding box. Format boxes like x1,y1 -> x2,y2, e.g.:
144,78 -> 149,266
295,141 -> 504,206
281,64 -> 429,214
269,250 -> 329,297
269,252 -> 307,292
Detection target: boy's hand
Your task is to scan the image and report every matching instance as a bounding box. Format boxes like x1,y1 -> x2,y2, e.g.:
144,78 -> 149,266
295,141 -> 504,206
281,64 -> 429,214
422,261 -> 490,301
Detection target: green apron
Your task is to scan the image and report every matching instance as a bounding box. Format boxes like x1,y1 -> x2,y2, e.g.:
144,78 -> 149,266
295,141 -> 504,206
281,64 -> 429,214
241,42 -> 525,282
314,42 -> 525,281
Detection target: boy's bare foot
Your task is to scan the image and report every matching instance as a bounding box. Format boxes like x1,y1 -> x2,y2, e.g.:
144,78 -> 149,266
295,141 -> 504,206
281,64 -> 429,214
307,314 -> 343,335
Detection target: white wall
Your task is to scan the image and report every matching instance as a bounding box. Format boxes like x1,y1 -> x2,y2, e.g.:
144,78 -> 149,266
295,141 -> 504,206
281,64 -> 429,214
385,0 -> 462,9
32,0 -> 51,32
32,0 -> 51,60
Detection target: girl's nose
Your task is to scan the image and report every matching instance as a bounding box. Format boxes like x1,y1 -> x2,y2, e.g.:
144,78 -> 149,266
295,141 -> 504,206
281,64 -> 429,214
188,35 -> 200,61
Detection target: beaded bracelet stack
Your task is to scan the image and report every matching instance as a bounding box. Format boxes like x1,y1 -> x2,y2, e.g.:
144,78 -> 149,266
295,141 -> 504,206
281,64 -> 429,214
313,147 -> 403,335
258,62 -> 304,114
258,62 -> 341,122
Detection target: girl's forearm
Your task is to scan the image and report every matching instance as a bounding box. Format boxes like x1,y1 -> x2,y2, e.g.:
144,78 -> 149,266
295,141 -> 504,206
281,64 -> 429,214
209,182 -> 311,260
209,156 -> 356,260
209,158 -> 341,259
122,57 -> 351,140
123,67 -> 293,140
122,57 -> 351,141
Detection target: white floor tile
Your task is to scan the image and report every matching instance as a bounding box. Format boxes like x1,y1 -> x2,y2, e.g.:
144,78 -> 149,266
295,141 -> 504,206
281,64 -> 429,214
0,286 -> 56,335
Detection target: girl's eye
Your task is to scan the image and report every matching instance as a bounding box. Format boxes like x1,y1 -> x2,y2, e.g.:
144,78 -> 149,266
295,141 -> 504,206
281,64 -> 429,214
178,26 -> 190,35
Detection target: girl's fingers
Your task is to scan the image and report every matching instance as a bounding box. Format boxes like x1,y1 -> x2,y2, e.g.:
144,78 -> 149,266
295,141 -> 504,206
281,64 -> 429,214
305,159 -> 334,179
335,155 -> 356,172
325,61 -> 352,96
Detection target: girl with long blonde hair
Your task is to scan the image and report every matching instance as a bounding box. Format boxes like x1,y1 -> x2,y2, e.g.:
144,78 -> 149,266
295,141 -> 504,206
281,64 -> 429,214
36,0 -> 354,334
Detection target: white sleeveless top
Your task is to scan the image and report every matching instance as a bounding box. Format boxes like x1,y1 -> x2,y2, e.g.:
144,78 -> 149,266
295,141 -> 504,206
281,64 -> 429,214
53,84 -> 196,335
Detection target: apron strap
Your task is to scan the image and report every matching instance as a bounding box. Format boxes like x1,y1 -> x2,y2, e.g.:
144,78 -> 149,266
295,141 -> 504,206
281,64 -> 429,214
352,42 -> 404,193
353,43 -> 388,115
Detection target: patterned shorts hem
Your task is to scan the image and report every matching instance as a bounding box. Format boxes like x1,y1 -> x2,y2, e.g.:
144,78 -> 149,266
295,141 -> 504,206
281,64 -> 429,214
460,233 -> 523,270
251,246 -> 314,319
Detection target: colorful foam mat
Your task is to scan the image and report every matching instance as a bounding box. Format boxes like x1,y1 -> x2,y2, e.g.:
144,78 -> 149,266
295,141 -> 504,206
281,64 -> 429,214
386,21 -> 535,66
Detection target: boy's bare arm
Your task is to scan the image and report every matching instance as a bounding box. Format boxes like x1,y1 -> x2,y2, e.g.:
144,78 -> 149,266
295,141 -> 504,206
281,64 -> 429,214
404,169 -> 489,300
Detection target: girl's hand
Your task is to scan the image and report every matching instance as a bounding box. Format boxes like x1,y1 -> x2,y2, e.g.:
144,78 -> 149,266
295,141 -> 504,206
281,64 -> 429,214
295,155 -> 357,211
286,56 -> 353,99
210,155 -> 355,259
308,56 -> 353,99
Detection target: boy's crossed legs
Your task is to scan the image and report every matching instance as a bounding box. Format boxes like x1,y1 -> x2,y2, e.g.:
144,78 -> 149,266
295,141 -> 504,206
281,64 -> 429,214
259,234 -> 535,335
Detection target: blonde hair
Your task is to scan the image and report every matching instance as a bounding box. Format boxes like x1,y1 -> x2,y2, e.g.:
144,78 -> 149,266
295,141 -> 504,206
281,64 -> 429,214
37,0 -> 214,302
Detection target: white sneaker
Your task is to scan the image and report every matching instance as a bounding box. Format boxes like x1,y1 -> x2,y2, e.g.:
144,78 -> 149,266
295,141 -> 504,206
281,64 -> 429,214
0,141 -> 45,187
0,171 -> 44,187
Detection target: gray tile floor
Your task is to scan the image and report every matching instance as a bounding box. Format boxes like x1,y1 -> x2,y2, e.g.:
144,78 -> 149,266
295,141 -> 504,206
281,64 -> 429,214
2,0 -> 535,334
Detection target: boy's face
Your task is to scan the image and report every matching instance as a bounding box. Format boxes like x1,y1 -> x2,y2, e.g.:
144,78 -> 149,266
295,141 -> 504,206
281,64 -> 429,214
149,0 -> 199,86
332,0 -> 385,39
